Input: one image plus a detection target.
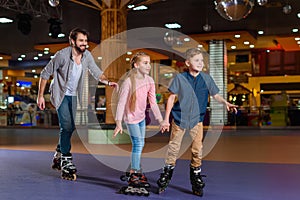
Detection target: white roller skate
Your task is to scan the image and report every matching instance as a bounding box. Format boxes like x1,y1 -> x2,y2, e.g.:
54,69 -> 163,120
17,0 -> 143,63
61,155 -> 77,181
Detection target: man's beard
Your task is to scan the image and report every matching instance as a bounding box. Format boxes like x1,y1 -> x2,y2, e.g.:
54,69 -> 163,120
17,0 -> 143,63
75,44 -> 86,53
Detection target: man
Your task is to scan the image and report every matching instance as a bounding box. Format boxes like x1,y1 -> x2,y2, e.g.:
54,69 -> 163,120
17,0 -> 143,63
37,27 -> 117,180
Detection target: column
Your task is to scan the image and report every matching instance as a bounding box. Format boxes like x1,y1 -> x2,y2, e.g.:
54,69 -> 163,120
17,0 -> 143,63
209,40 -> 228,125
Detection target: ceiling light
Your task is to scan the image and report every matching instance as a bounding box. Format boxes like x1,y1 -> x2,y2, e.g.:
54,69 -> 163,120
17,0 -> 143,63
49,0 -> 60,7
127,4 -> 135,9
34,57 -> 38,60
58,33 -> 65,38
0,17 -> 13,23
165,23 -> 181,29
295,37 -> 300,41
203,24 -> 211,32
258,30 -> 264,35
257,0 -> 268,6
297,13 -> 300,18
244,41 -> 250,45
231,45 -> 237,49
132,5 -> 148,11
17,14 -> 32,35
234,34 -> 241,38
292,28 -> 298,33
249,44 -> 255,48
282,4 -> 292,14
0,57 -> 3,60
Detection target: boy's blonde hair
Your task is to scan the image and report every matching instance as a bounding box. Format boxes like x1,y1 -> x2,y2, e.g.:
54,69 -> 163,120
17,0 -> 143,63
185,48 -> 203,60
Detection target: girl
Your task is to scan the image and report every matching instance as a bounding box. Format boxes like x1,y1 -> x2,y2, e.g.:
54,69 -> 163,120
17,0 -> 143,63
114,52 -> 167,195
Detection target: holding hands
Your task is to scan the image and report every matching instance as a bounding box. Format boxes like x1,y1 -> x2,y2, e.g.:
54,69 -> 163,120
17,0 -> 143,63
160,120 -> 170,133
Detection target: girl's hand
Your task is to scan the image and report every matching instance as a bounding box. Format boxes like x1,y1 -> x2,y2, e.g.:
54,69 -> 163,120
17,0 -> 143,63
160,120 -> 170,133
113,120 -> 123,137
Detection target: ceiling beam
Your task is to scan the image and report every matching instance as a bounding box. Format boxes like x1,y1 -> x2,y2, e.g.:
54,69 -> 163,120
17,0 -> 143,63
68,0 -> 101,11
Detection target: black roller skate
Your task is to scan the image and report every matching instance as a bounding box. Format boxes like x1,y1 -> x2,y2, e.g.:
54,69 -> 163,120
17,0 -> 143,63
119,172 -> 150,196
190,166 -> 205,197
61,154 -> 77,181
157,164 -> 174,194
51,151 -> 61,171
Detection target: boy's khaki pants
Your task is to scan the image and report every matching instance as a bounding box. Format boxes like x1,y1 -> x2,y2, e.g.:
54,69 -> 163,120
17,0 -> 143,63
165,121 -> 203,168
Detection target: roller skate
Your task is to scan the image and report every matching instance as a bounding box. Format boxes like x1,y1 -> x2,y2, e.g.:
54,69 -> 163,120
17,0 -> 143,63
119,172 -> 150,196
60,154 -> 77,181
190,166 -> 205,197
157,164 -> 174,194
51,151 -> 61,171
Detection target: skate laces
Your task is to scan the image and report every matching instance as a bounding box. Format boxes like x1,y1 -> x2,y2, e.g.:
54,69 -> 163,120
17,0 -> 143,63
139,174 -> 148,182
61,157 -> 76,170
192,168 -> 206,181
129,173 -> 140,184
195,172 -> 206,182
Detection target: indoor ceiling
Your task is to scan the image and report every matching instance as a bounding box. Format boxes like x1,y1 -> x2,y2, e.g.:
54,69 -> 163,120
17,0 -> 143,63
0,0 -> 300,67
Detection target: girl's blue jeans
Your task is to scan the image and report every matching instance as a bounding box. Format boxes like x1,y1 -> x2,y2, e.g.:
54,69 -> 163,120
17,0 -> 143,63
126,119 -> 146,171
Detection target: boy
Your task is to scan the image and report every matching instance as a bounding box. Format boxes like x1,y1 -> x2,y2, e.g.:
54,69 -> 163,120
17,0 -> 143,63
157,48 -> 237,196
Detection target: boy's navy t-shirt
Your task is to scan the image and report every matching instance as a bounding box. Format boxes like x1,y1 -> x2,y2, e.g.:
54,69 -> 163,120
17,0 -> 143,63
169,71 -> 219,129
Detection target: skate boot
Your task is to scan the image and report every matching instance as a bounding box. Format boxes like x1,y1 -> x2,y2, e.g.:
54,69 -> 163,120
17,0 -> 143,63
190,166 -> 205,197
119,172 -> 150,196
157,164 -> 174,194
51,151 -> 61,171
61,154 -> 77,181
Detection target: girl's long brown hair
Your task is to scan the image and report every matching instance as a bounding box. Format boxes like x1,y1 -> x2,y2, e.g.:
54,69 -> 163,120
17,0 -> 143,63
128,52 -> 149,112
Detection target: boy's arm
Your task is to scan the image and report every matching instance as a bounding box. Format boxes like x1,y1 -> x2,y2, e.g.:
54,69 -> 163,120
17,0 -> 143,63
212,94 -> 238,113
161,93 -> 176,132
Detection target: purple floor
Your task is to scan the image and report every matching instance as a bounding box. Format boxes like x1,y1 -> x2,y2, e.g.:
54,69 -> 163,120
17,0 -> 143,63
0,149 -> 300,200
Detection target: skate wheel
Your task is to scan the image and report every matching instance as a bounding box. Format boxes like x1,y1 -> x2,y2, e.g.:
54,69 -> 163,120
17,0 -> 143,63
72,174 -> 77,181
144,192 -> 150,197
193,190 -> 203,197
118,186 -> 128,195
61,173 -> 77,181
158,187 -> 165,194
